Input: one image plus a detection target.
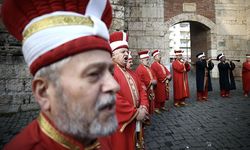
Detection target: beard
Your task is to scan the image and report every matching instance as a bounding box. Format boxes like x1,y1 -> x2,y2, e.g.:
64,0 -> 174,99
53,84 -> 118,140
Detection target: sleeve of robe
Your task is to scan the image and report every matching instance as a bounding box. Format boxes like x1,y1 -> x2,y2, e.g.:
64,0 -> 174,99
207,61 -> 214,70
172,61 -> 185,73
229,62 -> 235,70
243,62 -> 250,71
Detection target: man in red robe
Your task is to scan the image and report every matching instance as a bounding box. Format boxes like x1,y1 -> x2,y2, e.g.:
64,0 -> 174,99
172,50 -> 191,107
136,50 -> 157,124
105,31 -> 149,150
151,49 -> 172,113
2,0 -> 120,150
242,54 -> 250,97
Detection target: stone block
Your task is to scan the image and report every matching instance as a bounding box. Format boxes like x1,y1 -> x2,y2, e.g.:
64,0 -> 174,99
0,105 -> 20,113
12,94 -> 31,105
128,22 -> 143,31
0,95 -> 12,105
20,103 -> 40,112
0,79 -> 5,92
137,36 -> 155,49
128,36 -> 138,48
23,79 -> 32,92
111,18 -> 125,30
6,79 -> 24,92
129,6 -> 142,18
113,10 -> 124,19
0,64 -> 15,78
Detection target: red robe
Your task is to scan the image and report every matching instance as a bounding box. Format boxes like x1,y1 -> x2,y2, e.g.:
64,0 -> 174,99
135,64 -> 156,114
172,60 -> 191,101
4,113 -> 109,150
242,61 -> 250,93
103,64 -> 149,150
151,61 -> 171,108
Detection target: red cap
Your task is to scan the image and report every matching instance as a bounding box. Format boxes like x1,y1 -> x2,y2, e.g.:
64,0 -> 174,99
174,50 -> 183,56
110,31 -> 128,51
2,0 -> 112,75
152,49 -> 160,57
138,50 -> 149,59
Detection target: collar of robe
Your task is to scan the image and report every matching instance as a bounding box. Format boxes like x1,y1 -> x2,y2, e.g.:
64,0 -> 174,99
37,113 -> 100,150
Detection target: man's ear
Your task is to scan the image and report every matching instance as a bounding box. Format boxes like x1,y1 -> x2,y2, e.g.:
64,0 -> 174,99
32,77 -> 51,111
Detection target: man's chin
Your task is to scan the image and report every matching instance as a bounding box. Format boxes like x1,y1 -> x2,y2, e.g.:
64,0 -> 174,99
89,117 -> 118,137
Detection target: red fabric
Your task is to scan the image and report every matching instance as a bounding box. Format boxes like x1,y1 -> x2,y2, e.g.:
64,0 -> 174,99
30,36 -> 111,75
151,49 -> 159,56
2,0 -> 112,41
151,62 -> 171,109
2,0 -> 113,76
109,31 -> 129,51
197,91 -> 208,100
172,60 -> 190,102
106,65 -> 148,150
220,90 -> 230,97
242,62 -> 250,93
197,77 -> 208,100
3,113 -> 109,150
135,64 -> 156,114
138,50 -> 149,56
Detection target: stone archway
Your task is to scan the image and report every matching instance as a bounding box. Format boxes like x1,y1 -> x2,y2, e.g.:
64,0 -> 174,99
162,13 -> 217,77
163,14 -> 216,63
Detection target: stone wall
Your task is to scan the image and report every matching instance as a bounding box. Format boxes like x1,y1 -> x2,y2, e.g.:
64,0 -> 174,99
110,0 -> 126,32
215,0 -> 250,77
125,0 -> 167,67
247,1 -> 250,48
0,28 -> 39,113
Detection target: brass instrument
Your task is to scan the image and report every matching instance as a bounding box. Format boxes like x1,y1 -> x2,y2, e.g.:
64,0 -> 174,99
210,58 -> 240,62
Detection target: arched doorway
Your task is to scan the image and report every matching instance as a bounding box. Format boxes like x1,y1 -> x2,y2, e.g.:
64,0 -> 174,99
163,14 -> 217,77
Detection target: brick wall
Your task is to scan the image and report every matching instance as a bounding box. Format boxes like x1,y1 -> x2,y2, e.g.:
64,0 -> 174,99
164,0 -> 215,23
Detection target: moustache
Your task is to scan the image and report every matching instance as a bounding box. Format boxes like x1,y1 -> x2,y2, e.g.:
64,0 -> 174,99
96,94 -> 116,111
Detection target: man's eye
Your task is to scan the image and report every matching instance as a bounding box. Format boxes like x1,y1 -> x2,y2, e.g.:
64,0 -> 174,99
88,72 -> 101,82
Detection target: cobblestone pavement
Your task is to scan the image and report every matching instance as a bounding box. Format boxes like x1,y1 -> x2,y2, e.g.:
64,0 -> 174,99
1,70 -> 250,150
144,70 -> 250,150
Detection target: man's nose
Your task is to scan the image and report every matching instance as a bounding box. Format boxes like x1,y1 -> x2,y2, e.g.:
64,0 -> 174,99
102,72 -> 120,93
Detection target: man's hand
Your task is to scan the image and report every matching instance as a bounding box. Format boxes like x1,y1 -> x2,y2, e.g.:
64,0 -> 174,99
151,79 -> 157,85
136,106 -> 148,121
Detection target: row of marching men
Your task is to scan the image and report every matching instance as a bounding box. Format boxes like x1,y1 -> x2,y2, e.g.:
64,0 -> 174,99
107,30 -> 250,150
106,31 -> 193,150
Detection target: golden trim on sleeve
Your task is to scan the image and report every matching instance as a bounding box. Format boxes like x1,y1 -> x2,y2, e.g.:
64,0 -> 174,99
120,110 -> 139,132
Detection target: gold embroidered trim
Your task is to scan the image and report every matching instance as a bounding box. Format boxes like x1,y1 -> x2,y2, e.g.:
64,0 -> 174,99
117,65 -> 139,107
37,113 -> 80,150
85,141 -> 101,150
120,110 -> 139,132
143,65 -> 153,80
23,15 -> 94,41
